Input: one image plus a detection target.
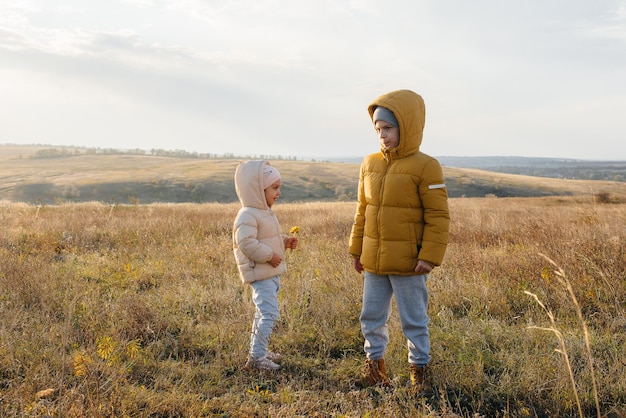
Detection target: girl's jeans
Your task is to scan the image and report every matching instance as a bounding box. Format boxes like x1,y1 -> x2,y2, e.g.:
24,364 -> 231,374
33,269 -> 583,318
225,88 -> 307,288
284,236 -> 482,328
360,272 -> 430,365
249,276 -> 280,359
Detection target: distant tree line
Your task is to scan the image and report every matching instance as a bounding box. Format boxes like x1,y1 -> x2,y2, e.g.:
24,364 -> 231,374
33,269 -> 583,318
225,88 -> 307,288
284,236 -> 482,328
29,146 -> 301,162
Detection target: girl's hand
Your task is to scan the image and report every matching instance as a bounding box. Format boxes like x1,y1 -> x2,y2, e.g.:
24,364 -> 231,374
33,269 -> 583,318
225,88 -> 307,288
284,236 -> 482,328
285,237 -> 298,250
270,253 -> 283,267
353,257 -> 364,274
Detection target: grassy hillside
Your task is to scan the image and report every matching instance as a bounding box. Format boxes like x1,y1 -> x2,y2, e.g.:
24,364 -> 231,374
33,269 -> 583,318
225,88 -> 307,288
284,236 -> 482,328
1,145 -> 625,204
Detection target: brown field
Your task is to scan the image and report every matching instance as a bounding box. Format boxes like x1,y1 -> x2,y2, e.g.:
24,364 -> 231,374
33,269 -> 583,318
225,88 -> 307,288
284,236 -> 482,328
0,196 -> 624,417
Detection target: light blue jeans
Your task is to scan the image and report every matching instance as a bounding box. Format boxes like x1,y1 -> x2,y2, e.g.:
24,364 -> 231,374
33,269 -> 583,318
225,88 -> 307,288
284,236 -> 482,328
360,272 -> 430,365
249,276 -> 280,359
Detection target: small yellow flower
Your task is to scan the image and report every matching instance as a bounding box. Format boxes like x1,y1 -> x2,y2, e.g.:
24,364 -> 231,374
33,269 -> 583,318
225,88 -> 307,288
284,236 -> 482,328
126,339 -> 141,360
97,336 -> 116,361
541,266 -> 552,280
289,226 -> 301,236
73,351 -> 92,377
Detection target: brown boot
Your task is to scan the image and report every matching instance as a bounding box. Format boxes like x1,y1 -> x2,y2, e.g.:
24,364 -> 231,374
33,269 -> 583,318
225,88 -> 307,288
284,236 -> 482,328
409,364 -> 433,395
355,359 -> 390,388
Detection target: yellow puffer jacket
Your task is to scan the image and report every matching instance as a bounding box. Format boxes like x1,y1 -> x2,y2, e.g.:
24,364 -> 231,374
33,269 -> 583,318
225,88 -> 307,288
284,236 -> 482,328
349,90 -> 450,275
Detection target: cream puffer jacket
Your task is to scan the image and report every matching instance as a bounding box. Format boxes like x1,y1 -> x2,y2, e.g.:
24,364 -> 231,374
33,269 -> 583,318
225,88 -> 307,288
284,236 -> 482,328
349,90 -> 450,275
233,160 -> 287,284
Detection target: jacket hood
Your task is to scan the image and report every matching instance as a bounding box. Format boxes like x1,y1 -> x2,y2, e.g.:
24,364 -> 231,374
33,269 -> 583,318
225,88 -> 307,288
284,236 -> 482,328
234,160 -> 269,210
368,89 -> 425,158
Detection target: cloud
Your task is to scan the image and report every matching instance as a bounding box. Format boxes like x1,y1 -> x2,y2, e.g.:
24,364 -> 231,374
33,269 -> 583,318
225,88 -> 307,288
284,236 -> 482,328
0,0 -> 625,159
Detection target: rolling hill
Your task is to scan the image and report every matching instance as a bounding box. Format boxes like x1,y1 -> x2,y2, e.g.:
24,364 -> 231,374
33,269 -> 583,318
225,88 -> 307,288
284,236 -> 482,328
1,145 -> 624,204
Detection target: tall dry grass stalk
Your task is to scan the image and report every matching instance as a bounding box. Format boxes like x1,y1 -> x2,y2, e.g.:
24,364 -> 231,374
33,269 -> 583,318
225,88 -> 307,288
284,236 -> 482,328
530,253 -> 601,418
524,290 -> 583,418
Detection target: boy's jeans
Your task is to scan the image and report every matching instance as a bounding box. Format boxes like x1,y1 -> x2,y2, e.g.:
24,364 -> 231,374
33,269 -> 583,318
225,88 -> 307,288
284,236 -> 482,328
360,272 -> 430,365
249,276 -> 280,359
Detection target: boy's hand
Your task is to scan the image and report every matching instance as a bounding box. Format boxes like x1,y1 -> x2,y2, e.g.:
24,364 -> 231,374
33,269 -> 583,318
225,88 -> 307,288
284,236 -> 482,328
353,257 -> 364,274
414,260 -> 433,275
285,237 -> 298,250
270,253 -> 283,267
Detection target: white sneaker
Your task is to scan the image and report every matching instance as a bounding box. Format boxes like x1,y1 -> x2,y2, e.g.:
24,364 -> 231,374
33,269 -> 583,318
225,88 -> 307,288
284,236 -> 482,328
245,355 -> 280,371
266,351 -> 282,363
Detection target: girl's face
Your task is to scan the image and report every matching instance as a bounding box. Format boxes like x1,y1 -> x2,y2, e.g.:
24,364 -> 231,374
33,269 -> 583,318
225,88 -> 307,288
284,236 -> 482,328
375,120 -> 400,150
264,180 -> 281,207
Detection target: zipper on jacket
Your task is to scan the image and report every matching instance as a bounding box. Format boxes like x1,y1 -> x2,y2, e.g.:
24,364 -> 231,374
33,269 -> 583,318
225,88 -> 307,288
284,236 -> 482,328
375,158 -> 391,272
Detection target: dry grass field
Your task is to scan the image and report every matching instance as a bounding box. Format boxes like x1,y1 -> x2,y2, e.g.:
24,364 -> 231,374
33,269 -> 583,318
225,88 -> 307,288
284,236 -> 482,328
0,195 -> 624,417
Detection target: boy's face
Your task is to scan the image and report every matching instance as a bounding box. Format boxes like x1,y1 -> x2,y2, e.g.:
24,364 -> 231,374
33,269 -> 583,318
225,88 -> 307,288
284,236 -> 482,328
375,120 -> 400,150
264,180 -> 281,207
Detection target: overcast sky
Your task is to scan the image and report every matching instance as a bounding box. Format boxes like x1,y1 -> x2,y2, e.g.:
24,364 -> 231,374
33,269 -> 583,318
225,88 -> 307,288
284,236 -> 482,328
1,0 -> 625,160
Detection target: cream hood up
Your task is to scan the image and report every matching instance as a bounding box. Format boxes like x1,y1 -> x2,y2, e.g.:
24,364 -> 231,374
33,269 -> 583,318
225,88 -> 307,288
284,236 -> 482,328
234,160 -> 269,209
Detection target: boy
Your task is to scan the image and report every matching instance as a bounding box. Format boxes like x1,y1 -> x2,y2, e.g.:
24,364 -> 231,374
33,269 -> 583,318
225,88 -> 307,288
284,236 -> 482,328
349,89 -> 450,394
233,160 -> 298,371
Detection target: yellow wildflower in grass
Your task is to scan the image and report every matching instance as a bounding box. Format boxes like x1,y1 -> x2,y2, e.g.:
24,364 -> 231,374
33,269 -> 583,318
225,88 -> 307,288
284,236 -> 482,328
247,385 -> 272,401
289,226 -> 301,236
73,351 -> 92,377
97,336 -> 116,361
126,339 -> 141,360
